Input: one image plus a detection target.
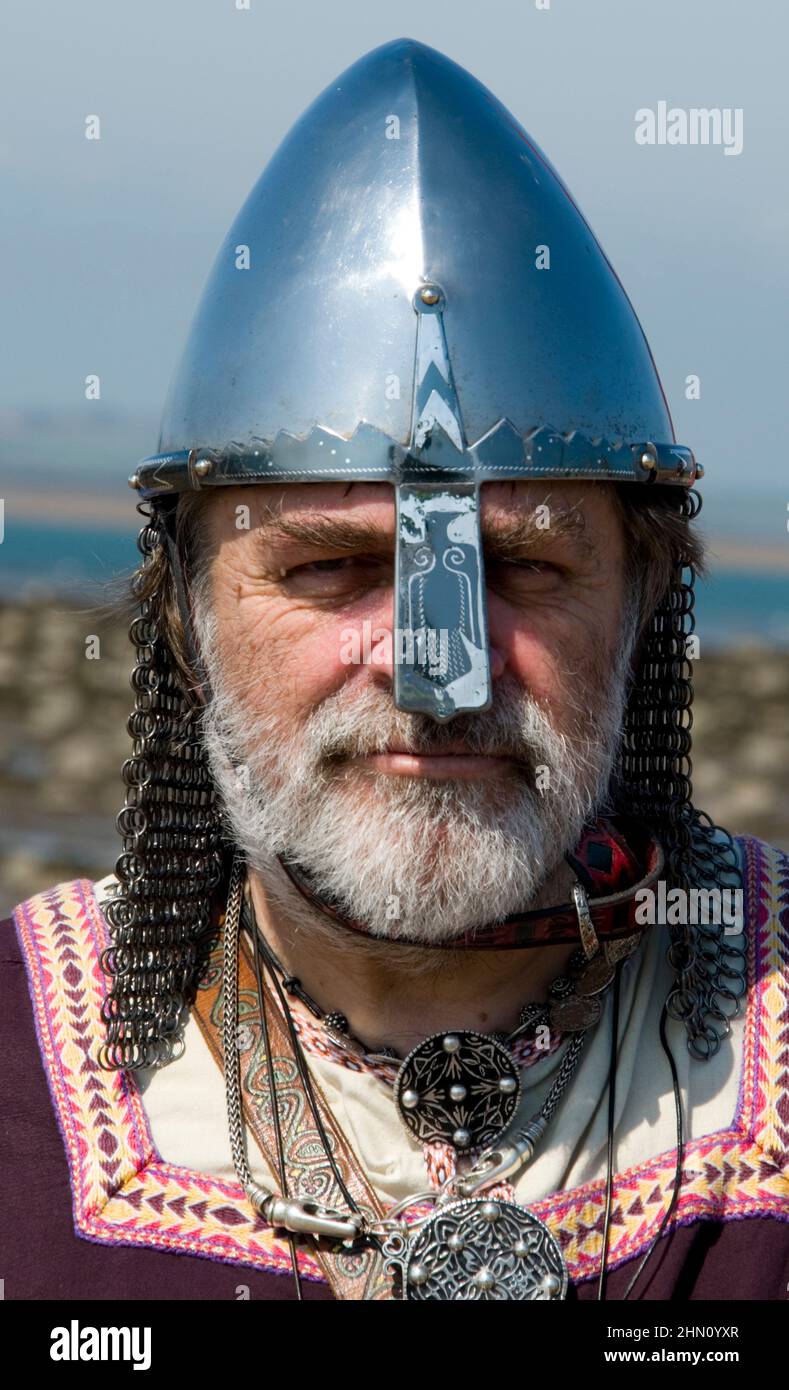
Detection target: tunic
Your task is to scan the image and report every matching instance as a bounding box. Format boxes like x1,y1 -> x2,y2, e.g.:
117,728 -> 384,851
2,833 -> 788,1300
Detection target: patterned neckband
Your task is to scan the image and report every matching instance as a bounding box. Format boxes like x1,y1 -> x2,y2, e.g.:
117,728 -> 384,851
276,815 -> 665,950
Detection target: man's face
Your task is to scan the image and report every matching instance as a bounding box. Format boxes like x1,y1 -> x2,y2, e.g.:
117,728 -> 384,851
193,480 -> 634,941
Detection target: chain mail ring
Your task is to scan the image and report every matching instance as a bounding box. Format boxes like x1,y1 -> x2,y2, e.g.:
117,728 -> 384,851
619,489 -> 746,1059
97,503 -> 225,1071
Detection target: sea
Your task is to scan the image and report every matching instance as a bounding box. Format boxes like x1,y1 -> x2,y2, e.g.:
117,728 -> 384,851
1,518 -> 787,649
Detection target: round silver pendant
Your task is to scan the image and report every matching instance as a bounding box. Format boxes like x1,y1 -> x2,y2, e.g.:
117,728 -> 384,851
402,1198 -> 567,1301
571,953 -> 616,997
549,992 -> 602,1031
394,1030 -> 520,1149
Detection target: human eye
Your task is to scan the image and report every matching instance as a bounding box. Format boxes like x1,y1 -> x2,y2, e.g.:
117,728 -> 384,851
299,558 -> 355,572
279,554 -> 390,597
486,556 -> 565,596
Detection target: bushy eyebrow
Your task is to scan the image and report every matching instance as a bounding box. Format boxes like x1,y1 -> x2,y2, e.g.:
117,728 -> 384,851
483,507 -> 594,560
253,500 -> 595,560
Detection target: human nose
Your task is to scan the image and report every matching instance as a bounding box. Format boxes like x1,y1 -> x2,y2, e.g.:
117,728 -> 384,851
363,558 -> 505,722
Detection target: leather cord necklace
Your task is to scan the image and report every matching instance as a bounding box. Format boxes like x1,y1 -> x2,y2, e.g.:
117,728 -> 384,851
244,889 -> 636,1153
248,900 -> 685,1302
220,851 -> 683,1300
224,857 -> 582,1299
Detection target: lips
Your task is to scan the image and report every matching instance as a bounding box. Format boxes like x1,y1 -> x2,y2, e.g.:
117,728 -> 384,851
380,739 -> 510,757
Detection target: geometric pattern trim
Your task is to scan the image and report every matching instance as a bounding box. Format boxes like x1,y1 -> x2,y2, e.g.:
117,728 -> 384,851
11,835 -> 789,1290
12,878 -> 323,1285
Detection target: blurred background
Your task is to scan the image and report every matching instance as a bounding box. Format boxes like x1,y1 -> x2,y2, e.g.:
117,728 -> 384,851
1,0 -> 788,916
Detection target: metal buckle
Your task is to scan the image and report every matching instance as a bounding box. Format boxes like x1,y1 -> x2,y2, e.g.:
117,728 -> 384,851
570,881 -> 600,960
264,1196 -> 363,1241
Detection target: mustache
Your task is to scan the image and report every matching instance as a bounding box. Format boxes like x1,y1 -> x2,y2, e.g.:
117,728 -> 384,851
267,673 -> 567,778
317,711 -> 536,763
194,595 -> 615,784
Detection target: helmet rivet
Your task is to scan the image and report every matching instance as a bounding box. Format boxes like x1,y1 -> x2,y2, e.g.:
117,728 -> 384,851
695,460 -> 705,479
639,450 -> 657,471
128,472 -> 141,490
194,458 -> 213,479
419,285 -> 440,305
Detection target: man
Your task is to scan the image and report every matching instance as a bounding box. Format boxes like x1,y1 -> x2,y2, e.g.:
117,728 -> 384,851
4,38 -> 788,1302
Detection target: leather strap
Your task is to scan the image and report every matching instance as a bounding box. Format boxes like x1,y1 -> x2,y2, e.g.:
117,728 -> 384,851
277,817 -> 665,951
191,920 -> 391,1300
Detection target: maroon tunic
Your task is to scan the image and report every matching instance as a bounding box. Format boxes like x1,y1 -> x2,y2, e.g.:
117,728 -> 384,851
3,834 -> 789,1301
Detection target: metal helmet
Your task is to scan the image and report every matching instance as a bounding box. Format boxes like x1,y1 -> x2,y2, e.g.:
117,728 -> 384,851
103,39 -> 742,1074
131,36 -> 698,722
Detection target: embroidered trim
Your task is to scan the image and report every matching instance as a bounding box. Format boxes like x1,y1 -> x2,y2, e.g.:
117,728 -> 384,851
11,837 -> 789,1291
12,879 -> 323,1284
284,985 -> 564,1076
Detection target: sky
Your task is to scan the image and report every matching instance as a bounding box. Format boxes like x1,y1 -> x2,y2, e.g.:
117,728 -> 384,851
1,0 -> 788,508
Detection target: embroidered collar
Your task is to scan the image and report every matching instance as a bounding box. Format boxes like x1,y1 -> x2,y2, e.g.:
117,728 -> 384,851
10,837 -> 789,1291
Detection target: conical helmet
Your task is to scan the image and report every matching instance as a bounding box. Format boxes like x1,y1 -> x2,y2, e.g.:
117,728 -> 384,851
131,37 -> 696,720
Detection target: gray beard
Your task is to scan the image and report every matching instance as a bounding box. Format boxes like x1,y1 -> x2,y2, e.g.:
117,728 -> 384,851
194,597 -> 637,945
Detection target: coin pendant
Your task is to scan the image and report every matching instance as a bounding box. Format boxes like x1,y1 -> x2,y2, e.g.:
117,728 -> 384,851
390,1198 -> 567,1301
549,992 -> 602,1031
